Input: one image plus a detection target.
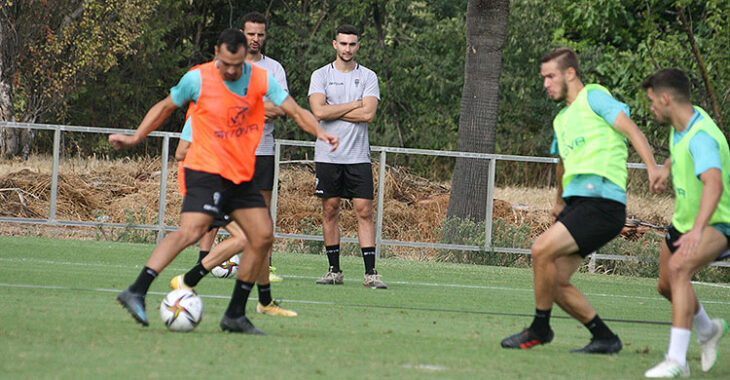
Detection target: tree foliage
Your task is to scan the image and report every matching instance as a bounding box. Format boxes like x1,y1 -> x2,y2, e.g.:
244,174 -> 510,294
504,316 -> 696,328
493,0 -> 729,183
0,0 -> 156,157
2,0 -> 156,122
4,0 -> 728,176
549,0 -> 730,158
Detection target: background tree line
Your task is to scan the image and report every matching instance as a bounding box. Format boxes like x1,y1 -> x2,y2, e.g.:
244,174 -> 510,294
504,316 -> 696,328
1,0 -> 728,177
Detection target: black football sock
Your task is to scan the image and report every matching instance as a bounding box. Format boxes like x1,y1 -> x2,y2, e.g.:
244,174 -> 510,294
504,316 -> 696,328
258,283 -> 272,306
584,315 -> 616,340
225,280 -> 254,318
128,266 -> 158,294
325,245 -> 341,272
183,263 -> 209,288
198,250 -> 209,264
529,308 -> 552,337
362,247 -> 376,274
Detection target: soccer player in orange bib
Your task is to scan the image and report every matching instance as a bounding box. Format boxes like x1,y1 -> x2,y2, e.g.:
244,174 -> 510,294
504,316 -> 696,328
109,28 -> 337,334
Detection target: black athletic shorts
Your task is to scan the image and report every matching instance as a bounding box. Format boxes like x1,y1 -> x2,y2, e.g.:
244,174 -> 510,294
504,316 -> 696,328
665,224 -> 730,260
208,213 -> 231,231
253,155 -> 275,191
314,162 -> 374,200
181,168 -> 266,216
556,196 -> 626,257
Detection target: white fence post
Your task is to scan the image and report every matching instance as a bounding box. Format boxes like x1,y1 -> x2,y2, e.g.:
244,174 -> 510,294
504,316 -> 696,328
49,128 -> 61,222
484,158 -> 496,252
156,135 -> 170,244
375,149 -> 387,259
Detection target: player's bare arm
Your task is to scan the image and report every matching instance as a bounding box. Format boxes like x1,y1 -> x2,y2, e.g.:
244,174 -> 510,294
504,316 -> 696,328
280,96 -> 339,151
674,168 -> 724,257
175,139 -> 190,161
309,92 -> 362,121
612,111 -> 660,189
109,96 -> 178,150
264,101 -> 285,121
341,96 -> 378,123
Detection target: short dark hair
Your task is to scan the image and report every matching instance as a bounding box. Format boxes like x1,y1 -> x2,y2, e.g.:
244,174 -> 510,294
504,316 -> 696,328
217,28 -> 246,54
334,24 -> 359,40
641,68 -> 691,103
541,47 -> 581,78
242,11 -> 267,28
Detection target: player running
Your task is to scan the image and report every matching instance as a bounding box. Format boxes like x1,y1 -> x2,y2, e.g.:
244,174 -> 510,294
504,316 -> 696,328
642,68 -> 730,378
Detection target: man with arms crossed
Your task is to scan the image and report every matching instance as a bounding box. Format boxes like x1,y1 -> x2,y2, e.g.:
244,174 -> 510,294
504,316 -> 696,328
110,29 -> 337,334
308,24 -> 386,289
501,47 -> 659,353
642,68 -> 729,378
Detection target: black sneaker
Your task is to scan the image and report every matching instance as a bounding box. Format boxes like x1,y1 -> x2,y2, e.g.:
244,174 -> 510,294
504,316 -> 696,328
501,328 -> 554,349
571,335 -> 622,354
116,289 -> 149,326
220,315 -> 266,335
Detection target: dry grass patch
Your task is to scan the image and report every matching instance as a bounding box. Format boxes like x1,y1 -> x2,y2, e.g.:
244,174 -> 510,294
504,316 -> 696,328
1,155 -> 673,257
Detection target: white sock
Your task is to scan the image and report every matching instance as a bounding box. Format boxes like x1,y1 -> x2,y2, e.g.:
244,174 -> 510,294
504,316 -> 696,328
667,327 -> 691,367
692,304 -> 714,342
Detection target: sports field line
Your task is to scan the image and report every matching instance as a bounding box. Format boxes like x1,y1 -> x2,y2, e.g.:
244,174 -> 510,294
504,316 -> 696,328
2,256 -> 730,305
0,282 -> 672,326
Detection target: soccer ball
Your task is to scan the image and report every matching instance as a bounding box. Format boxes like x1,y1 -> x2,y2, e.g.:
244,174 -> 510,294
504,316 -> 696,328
160,289 -> 203,332
210,254 -> 240,278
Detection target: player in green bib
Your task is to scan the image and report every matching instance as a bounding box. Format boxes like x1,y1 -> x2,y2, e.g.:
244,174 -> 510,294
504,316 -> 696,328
501,48 -> 660,354
642,69 -> 730,378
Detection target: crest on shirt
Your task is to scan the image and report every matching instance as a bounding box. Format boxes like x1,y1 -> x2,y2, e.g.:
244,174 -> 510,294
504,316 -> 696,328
354,78 -> 360,87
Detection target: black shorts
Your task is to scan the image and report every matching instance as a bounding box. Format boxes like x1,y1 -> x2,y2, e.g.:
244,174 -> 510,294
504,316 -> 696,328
253,155 -> 275,191
181,168 -> 266,216
315,162 -> 374,200
556,197 -> 626,257
665,224 -> 730,260
208,213 -> 231,231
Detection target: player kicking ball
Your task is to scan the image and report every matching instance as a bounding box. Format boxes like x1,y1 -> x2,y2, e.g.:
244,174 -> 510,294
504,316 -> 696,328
110,29 -> 336,334
173,119 -> 296,318
642,69 -> 730,378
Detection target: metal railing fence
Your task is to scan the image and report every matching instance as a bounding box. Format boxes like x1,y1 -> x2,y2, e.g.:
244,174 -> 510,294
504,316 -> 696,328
1,121 -> 727,268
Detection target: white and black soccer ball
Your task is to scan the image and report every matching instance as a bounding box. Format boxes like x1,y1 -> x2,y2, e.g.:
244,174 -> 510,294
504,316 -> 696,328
210,255 -> 240,278
160,289 -> 203,332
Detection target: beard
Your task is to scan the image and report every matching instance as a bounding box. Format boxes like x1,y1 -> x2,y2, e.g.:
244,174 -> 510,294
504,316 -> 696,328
552,81 -> 568,102
654,112 -> 669,124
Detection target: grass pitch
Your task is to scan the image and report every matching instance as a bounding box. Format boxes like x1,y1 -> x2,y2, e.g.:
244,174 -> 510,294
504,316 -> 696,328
1,235 -> 729,379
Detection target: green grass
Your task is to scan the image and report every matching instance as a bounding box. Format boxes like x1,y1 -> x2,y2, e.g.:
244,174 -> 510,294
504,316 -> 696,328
1,236 -> 729,379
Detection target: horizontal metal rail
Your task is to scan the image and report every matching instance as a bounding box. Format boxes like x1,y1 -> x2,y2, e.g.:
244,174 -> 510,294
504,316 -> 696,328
2,121 -> 717,269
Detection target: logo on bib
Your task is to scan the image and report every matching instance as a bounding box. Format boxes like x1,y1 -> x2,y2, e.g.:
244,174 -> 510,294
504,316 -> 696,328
228,106 -> 250,129
214,105 -> 260,139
